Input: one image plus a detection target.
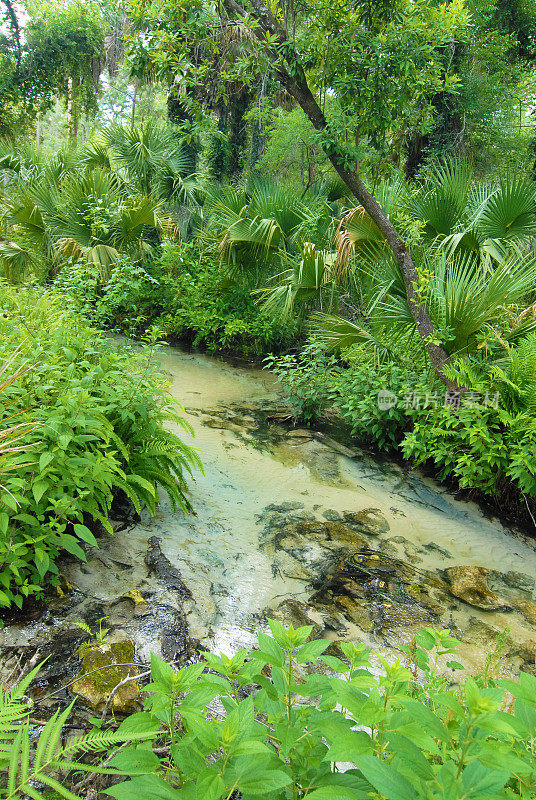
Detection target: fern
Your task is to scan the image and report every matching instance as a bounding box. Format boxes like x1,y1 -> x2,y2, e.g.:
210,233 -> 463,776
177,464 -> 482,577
0,665 -> 156,799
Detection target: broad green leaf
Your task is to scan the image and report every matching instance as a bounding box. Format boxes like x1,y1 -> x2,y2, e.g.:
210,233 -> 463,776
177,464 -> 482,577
105,774 -> 184,800
355,755 -> 415,800
109,746 -> 161,773
195,769 -> 225,800
237,768 -> 292,795
57,534 -> 86,561
400,700 -> 451,742
258,631 -> 285,666
305,788 -> 369,799
73,524 -> 99,547
296,639 -> 330,663
385,732 -> 434,782
150,653 -> 175,692
32,481 -> 48,504
324,730 -> 372,761
116,712 -> 161,736
478,743 -> 534,775
460,760 -> 510,798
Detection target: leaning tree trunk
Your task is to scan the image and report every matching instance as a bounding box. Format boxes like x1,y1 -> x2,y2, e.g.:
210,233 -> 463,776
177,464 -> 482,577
223,0 -> 459,390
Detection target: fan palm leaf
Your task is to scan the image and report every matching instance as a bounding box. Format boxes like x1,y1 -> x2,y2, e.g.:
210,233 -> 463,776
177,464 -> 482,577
405,159 -> 473,240
257,242 -> 332,318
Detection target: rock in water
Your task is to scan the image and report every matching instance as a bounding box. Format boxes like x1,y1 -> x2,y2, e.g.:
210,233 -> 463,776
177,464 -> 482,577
145,536 -> 192,597
342,508 -> 390,536
72,640 -> 139,711
445,566 -> 509,611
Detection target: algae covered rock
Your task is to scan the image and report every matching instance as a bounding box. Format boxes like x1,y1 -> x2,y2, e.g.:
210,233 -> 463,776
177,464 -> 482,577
445,566 -> 509,611
72,640 -> 139,711
342,508 -> 390,536
511,598 -> 536,625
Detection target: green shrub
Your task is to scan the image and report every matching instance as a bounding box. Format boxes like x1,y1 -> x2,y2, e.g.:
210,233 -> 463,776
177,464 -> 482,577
55,244 -> 301,356
0,285 -> 201,607
5,624 -> 536,799
266,341 -> 340,422
54,258 -> 176,337
403,402 -> 536,498
268,342 -> 424,441
269,341 -> 536,502
160,243 -> 301,355
82,625 -> 536,798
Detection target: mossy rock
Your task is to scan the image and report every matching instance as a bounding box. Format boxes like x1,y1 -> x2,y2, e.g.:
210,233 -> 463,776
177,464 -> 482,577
72,640 -> 139,711
342,508 -> 390,536
445,566 -> 510,612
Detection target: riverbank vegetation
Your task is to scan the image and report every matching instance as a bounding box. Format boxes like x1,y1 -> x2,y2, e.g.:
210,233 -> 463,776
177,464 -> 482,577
2,0 -> 536,794
5,622 -> 536,799
0,284 -> 200,608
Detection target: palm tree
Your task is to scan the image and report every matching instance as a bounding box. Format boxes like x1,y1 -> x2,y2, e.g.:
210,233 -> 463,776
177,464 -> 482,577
256,242 -> 335,319
0,165 -> 167,279
405,160 -> 536,262
312,247 -> 536,363
202,178 -> 332,286
80,120 -> 198,204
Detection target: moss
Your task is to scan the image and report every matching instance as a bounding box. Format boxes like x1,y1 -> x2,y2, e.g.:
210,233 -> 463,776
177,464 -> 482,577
72,640 -> 139,709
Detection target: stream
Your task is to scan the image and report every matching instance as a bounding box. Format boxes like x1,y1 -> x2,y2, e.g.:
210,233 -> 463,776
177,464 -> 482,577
3,344 -> 536,708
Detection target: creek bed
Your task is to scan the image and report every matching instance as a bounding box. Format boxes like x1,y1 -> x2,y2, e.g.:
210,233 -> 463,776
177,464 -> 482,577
3,345 -> 536,707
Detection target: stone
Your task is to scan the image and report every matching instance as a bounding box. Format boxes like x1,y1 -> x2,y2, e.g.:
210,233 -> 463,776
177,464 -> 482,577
514,640 -> 536,667
332,596 -> 373,632
511,598 -> 536,625
423,542 -> 452,559
490,570 -> 536,596
463,617 -> 503,649
445,566 -> 509,611
286,430 -> 314,440
145,537 -> 192,598
271,599 -> 323,638
72,640 -> 139,711
377,601 -> 431,631
265,501 -> 305,513
294,520 -> 368,549
406,584 -> 444,616
122,589 -> 147,606
342,508 -> 390,536
322,510 -> 342,522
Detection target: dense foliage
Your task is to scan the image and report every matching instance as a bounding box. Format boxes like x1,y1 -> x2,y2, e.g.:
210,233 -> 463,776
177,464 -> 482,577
0,0 -> 105,137
0,285 -> 201,608
269,339 -> 536,513
3,3 -> 536,793
4,623 -> 536,799
55,242 -> 301,354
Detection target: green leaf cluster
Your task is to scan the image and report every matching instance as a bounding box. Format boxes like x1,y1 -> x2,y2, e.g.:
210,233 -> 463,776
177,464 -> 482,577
97,622 -> 536,799
0,283 -> 201,607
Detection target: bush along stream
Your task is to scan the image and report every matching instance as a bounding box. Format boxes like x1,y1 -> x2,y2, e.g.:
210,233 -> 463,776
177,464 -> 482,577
4,339 -> 536,798
0,284 -> 202,610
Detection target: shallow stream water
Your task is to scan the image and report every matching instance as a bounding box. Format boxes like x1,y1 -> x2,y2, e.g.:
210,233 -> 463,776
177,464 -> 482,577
3,345 -> 536,690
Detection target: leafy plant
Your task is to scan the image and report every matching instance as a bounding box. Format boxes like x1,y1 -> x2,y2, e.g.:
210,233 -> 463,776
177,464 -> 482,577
0,662 -> 155,800
0,284 -> 201,607
159,243 -> 301,355
95,622 -> 536,799
201,179 -> 332,287
3,625 -> 536,799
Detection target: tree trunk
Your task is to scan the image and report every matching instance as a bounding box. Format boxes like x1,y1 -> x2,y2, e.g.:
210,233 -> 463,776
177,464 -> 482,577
223,0 -> 458,389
